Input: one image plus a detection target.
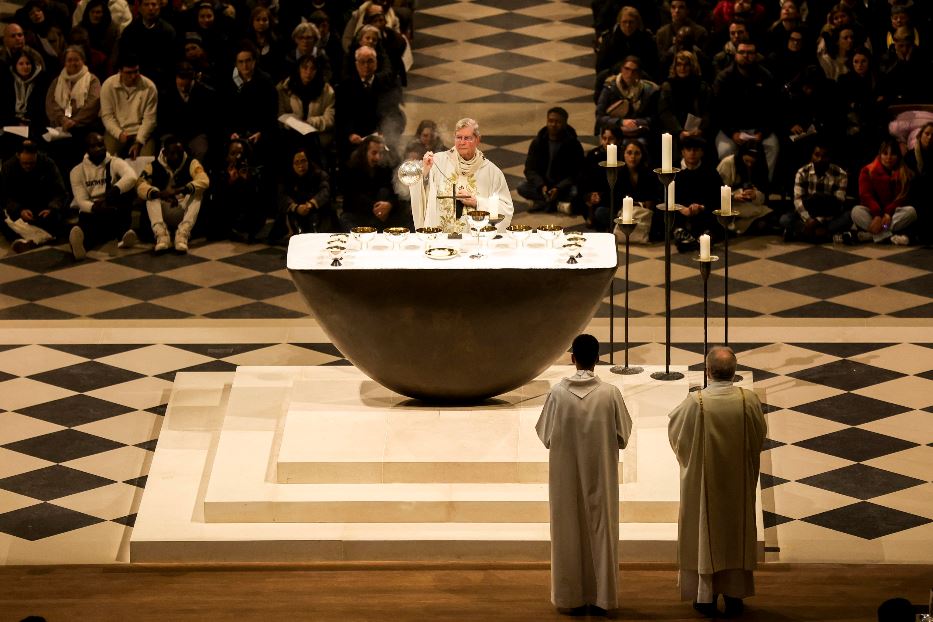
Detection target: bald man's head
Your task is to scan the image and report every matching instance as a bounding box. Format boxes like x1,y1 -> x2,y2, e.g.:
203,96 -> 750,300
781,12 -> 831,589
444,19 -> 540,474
706,346 -> 737,381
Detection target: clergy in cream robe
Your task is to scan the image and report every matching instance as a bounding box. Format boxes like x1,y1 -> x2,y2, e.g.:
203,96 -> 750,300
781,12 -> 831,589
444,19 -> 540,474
536,368 -> 632,611
410,147 -> 513,234
667,365 -> 767,605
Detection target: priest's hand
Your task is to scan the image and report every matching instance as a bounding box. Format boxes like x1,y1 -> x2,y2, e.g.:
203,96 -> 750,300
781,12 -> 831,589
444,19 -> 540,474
373,201 -> 392,222
422,151 -> 434,176
456,192 -> 477,208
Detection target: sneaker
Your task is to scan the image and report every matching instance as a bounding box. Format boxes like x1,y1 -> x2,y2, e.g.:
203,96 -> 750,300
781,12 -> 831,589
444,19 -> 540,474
840,231 -> 855,246
152,223 -> 171,252
174,223 -> 191,253
118,229 -> 138,249
673,227 -> 698,253
11,238 -> 36,253
69,225 -> 86,260
891,234 -> 909,246
557,201 -> 573,215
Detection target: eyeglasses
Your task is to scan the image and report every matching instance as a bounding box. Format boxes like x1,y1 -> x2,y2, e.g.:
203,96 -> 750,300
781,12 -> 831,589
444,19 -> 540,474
454,134 -> 476,142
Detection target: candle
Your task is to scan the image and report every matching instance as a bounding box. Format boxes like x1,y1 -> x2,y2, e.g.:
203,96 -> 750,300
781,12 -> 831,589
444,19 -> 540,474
699,234 -> 710,260
622,196 -> 634,224
488,193 -> 499,219
721,185 -> 732,215
661,133 -> 672,171
668,181 -> 675,209
606,144 -> 617,166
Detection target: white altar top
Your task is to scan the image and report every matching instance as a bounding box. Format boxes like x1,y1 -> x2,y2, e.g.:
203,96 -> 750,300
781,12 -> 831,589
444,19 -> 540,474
286,232 -> 617,271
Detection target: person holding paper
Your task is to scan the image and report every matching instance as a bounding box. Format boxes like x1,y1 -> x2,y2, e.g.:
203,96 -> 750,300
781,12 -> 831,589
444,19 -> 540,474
668,346 -> 767,618
411,117 -> 513,234
1,140 -> 66,253
536,334 -> 632,616
517,107 -> 584,214
276,53 -> 335,163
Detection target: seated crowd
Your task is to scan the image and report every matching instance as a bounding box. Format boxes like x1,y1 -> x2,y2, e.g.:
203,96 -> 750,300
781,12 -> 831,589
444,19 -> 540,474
0,0 -> 931,259
0,0 -> 419,257
522,0 -> 931,250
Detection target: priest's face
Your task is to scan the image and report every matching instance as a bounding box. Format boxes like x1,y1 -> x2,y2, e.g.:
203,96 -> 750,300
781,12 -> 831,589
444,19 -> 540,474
454,127 -> 479,160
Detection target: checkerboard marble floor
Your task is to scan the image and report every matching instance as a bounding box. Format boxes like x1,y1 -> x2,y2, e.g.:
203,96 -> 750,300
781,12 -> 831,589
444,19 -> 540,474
0,0 -> 931,566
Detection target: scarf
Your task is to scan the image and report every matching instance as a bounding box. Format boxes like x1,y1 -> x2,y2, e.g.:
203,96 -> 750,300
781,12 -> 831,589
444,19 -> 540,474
454,147 -> 484,177
53,65 -> 92,113
12,65 -> 41,118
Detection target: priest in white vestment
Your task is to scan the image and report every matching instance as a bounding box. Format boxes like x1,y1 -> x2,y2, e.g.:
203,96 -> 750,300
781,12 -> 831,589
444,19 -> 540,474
668,346 -> 767,618
410,117 -> 513,234
536,334 -> 633,614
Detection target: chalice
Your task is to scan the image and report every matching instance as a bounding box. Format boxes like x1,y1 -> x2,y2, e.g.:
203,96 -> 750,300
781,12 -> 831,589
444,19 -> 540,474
351,226 -> 377,250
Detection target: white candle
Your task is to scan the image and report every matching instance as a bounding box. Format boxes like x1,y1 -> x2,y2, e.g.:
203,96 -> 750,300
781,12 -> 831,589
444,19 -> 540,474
699,234 -> 711,260
488,192 -> 499,219
668,181 -> 675,209
622,196 -> 634,223
661,133 -> 672,171
606,144 -> 617,166
721,185 -> 732,215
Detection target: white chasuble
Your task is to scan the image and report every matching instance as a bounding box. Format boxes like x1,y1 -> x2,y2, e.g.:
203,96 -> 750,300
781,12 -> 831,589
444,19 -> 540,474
536,371 -> 633,611
667,381 -> 767,601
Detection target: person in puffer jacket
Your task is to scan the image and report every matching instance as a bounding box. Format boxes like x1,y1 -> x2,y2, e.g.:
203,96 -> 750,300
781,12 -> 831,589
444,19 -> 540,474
67,131 -> 138,260
136,134 -> 210,253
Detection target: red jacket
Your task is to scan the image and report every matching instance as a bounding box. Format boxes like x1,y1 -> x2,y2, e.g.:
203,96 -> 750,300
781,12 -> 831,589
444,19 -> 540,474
858,160 -> 909,216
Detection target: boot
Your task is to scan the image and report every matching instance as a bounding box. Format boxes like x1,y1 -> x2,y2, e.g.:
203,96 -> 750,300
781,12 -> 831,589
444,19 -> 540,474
175,222 -> 191,253
153,222 -> 171,252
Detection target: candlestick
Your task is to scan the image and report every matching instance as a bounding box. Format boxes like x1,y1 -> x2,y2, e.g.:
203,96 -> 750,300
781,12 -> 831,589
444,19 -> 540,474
652,167 -> 684,381
622,196 -> 634,224
693,255 -> 720,389
713,208 -> 743,383
661,133 -> 672,171
611,220 -> 644,376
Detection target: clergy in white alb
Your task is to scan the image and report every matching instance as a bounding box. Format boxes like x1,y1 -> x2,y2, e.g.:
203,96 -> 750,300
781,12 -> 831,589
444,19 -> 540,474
410,117 -> 513,234
667,346 -> 767,617
535,334 -> 633,613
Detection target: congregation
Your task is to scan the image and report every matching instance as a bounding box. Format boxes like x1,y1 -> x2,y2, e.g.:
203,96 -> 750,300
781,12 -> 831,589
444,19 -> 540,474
0,0 -> 931,259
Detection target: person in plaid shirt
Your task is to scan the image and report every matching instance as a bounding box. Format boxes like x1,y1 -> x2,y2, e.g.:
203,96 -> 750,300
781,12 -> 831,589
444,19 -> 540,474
781,142 -> 851,243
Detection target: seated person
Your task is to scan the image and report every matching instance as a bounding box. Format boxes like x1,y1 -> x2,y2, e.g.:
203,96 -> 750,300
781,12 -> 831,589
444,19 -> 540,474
276,53 -> 336,166
136,134 -> 210,253
275,145 -> 336,238
44,45 -> 102,172
404,119 -> 445,156
594,56 -> 658,142
67,132 -> 138,259
716,141 -> 772,235
1,140 -> 66,252
205,138 -> 264,241
99,54 -> 158,159
905,122 -> 932,244
667,135 -> 721,252
598,138 -> 661,236
339,134 -> 409,231
158,61 -> 218,165
782,142 -> 850,243
579,126 -> 622,230
851,137 -> 917,245
518,107 -> 584,214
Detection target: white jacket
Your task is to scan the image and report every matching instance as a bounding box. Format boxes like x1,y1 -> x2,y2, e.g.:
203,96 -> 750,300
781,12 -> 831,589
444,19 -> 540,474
69,153 -> 138,213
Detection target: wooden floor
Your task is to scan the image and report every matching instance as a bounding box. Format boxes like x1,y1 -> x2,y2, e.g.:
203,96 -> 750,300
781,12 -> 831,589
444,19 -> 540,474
0,563 -> 930,621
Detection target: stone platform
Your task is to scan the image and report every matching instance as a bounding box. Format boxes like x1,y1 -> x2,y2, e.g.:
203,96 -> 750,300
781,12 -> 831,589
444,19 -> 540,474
131,365 -> 763,563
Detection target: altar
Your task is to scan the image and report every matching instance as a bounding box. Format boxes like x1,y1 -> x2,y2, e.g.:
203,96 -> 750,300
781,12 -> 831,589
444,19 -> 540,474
287,232 -> 618,402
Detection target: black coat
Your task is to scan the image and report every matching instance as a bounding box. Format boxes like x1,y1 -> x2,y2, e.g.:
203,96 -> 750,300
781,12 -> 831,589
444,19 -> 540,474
523,125 -> 585,192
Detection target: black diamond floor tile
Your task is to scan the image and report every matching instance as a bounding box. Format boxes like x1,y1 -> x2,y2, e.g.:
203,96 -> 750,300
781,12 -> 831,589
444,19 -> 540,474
798,463 -> 924,500
773,273 -> 872,299
760,473 -> 790,489
595,301 -> 649,318
919,369 -> 933,381
470,51 -> 545,71
168,343 -> 274,358
564,33 -> 597,49
217,247 -> 286,273
124,475 -> 147,488
463,93 -> 541,104
3,429 -> 125,463
0,502 -> 103,540
890,302 -> 933,318
43,344 -> 148,359
471,12 -> 547,29
405,93 -> 443,103
565,13 -> 595,28
203,302 -> 305,319
763,510 -> 794,528
671,301 -> 759,318
788,343 -> 889,358
136,439 -> 159,451
0,465 -> 114,501
145,404 -> 167,416
878,247 -> 933,272
563,54 -> 596,69
90,302 -> 192,319
0,247 -> 75,273
322,358 -> 354,366
762,438 -> 785,450
464,72 -> 545,92
0,371 -> 13,383
102,275 -> 199,300
409,51 -> 449,70
611,277 -> 650,293
482,147 -> 527,170
792,392 -> 910,425
885,274 -> 933,298
0,303 -> 77,320
28,361 -> 145,393
413,12 -> 455,29
801,501 -> 931,539
788,359 -> 905,391
471,0 -> 542,10
109,252 -> 207,273
112,513 -> 136,527
0,274 -> 84,301
407,73 -> 447,91
770,246 -> 868,271
18,394 -> 135,427
156,359 -> 239,381
671,250 -> 758,268
774,301 -> 875,318
293,343 -> 345,358
669,273 -> 758,298
213,275 -> 296,300
795,428 -> 917,462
